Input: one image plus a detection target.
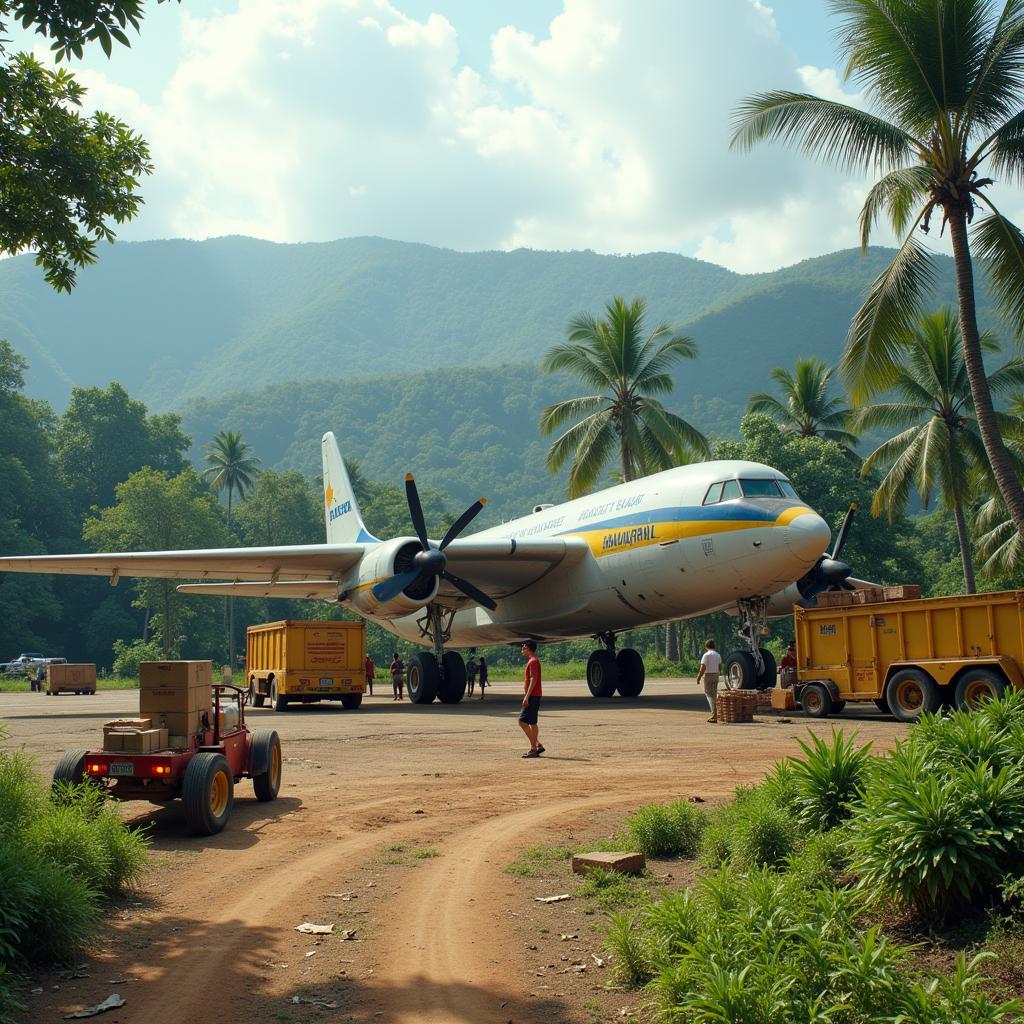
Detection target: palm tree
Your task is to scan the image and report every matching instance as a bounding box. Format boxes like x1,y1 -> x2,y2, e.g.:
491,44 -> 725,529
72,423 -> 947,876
732,0 -> 1024,542
747,357 -> 858,450
540,297 -> 710,498
974,393 -> 1024,574
203,430 -> 260,666
853,308 -> 1024,592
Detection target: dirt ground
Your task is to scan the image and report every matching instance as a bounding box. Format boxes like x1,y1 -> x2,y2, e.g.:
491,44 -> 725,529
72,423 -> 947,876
2,679 -> 908,1024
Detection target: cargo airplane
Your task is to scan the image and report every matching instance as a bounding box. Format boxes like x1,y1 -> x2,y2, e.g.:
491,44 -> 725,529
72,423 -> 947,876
0,433 -> 859,705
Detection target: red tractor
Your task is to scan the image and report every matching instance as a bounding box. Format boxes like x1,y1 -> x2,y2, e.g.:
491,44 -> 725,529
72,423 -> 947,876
52,685 -> 282,835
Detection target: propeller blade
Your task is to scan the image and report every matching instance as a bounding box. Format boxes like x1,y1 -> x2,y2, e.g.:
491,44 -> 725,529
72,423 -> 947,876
405,473 -> 429,551
830,503 -> 857,561
439,498 -> 487,550
441,571 -> 498,611
372,570 -> 420,603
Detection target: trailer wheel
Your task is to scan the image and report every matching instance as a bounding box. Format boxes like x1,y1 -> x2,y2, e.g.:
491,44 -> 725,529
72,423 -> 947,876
873,698 -> 890,715
406,652 -> 439,704
724,651 -> 757,690
800,683 -> 832,718
183,753 -> 234,835
270,679 -> 289,712
438,652 -> 467,704
887,668 -> 940,722
251,730 -> 282,802
52,749 -> 88,789
615,648 -> 645,697
587,650 -> 618,697
832,700 -> 847,714
249,678 -> 265,708
955,669 -> 1006,711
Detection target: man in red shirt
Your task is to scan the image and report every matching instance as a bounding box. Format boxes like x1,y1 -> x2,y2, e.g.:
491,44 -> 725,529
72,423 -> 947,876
519,640 -> 544,758
779,640 -> 797,688
364,654 -> 375,697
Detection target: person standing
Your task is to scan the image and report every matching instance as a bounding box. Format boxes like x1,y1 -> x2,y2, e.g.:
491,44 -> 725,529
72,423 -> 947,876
390,653 -> 405,701
778,640 -> 797,688
364,653 -> 375,697
695,639 -> 722,723
33,663 -> 45,693
466,650 -> 478,696
478,655 -> 488,700
518,640 -> 544,757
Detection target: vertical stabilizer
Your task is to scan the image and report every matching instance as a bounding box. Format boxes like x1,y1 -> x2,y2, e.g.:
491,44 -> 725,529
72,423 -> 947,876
321,433 -> 378,544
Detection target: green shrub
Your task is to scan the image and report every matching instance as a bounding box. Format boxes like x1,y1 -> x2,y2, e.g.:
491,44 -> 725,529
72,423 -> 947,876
111,637 -> 163,679
700,788 -> 804,870
623,799 -> 706,858
576,867 -> 651,912
0,965 -> 24,1024
786,826 -> 851,890
789,728 -> 873,831
604,910 -> 651,987
848,747 -> 1024,918
0,748 -> 45,831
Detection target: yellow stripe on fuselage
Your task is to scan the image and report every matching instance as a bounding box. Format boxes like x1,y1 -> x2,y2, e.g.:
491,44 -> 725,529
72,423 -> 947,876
566,506 -> 815,558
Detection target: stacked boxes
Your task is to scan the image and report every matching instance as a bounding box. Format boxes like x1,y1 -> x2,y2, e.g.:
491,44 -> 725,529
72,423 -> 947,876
139,661 -> 213,737
103,724 -> 168,752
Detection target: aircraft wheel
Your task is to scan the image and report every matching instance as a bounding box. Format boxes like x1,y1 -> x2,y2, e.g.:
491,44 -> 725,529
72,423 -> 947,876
724,651 -> 757,690
407,652 -> 440,704
615,648 -> 645,697
438,652 -> 467,704
587,650 -> 618,698
887,668 -> 940,722
754,648 -> 776,690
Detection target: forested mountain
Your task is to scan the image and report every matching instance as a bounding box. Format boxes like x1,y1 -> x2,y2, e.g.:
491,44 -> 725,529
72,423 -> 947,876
0,235 -> 997,415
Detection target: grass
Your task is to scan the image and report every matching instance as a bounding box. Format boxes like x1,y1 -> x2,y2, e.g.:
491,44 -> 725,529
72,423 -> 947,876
576,867 -> 662,913
0,675 -> 139,693
412,849 -> 439,859
506,844 -> 577,878
484,659 -> 697,682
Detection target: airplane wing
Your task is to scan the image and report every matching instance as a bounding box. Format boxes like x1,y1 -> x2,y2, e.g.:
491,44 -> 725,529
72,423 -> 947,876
176,581 -> 342,599
434,536 -> 593,600
0,544 -> 367,583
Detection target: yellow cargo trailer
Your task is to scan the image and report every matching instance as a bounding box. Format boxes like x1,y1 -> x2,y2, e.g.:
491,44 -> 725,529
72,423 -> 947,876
794,590 -> 1024,721
246,620 -> 366,712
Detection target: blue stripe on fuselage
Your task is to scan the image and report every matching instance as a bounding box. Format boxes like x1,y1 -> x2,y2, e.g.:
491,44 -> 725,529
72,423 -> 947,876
559,502 -> 778,537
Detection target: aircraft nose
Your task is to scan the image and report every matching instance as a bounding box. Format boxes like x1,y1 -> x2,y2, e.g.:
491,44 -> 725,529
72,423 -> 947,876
784,509 -> 831,563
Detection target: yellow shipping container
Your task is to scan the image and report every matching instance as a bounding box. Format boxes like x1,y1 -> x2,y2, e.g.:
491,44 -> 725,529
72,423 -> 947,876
245,620 -> 366,712
794,589 -> 1024,721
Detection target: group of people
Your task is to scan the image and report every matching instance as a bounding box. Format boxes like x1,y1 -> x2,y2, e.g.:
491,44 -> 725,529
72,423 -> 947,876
361,649 -> 489,701
695,638 -> 797,723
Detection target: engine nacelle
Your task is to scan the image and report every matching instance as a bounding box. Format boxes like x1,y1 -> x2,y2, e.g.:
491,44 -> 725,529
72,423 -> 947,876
764,582 -> 811,617
345,538 -> 438,618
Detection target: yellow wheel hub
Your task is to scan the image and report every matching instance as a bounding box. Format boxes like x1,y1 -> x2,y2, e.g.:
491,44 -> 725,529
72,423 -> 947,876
897,681 -> 923,710
209,770 -> 229,817
963,681 -> 993,708
270,745 -> 281,786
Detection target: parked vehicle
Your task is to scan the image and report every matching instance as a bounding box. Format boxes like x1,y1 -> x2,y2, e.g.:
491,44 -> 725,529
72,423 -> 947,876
2,652 -> 66,675
794,589 -> 1024,721
246,620 -> 366,712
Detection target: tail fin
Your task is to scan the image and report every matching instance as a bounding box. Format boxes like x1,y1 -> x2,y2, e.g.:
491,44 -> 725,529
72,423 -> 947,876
320,433 -> 378,544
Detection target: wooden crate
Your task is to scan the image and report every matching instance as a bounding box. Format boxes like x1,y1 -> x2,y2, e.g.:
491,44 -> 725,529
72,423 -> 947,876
883,585 -> 922,601
816,591 -> 856,608
718,690 -> 755,724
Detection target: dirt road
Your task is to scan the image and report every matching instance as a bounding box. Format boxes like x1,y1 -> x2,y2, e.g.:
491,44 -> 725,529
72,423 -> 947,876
4,681 -> 906,1024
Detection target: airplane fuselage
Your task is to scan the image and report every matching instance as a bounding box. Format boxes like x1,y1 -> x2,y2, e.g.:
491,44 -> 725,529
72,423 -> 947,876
374,459 -> 830,646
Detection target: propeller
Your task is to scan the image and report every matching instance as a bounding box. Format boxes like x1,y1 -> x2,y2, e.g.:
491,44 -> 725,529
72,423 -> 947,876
796,503 -> 856,599
371,474 -> 498,610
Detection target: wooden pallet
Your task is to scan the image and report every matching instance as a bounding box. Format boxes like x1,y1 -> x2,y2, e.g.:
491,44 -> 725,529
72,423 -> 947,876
718,690 -> 756,723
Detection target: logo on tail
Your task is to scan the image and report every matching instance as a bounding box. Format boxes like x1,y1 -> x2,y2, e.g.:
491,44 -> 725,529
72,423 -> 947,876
320,433 -> 378,545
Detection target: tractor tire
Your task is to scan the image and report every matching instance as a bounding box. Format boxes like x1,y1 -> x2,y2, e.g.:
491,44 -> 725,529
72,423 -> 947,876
249,678 -> 265,709
52,749 -> 88,789
800,682 -> 833,718
887,668 -> 940,722
955,668 -> 1007,711
407,652 -> 439,704
340,693 -> 363,710
183,752 -> 234,835
251,730 -> 282,802
270,679 -> 289,712
615,648 -> 645,698
724,651 -> 757,690
587,650 -> 618,697
754,648 -> 777,691
438,652 -> 467,704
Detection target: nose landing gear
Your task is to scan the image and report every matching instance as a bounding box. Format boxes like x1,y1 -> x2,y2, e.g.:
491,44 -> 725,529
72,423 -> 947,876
725,597 -> 777,691
586,632 -> 646,698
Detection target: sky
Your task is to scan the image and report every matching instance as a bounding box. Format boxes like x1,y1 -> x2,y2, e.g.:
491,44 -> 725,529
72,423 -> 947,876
17,0 -> 1020,273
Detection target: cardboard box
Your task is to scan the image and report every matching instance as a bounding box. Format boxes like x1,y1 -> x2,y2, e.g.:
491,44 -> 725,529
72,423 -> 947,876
120,728 -> 168,753
167,735 -> 190,750
139,685 -> 212,716
47,663 -> 97,691
150,709 -> 210,737
105,718 -> 151,730
139,661 -> 213,690
103,730 -> 127,752
771,687 -> 796,711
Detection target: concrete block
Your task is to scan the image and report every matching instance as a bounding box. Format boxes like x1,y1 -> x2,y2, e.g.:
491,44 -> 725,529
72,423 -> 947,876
571,851 -> 646,876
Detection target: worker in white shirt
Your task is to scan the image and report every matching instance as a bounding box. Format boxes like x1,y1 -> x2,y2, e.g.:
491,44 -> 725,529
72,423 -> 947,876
695,639 -> 722,723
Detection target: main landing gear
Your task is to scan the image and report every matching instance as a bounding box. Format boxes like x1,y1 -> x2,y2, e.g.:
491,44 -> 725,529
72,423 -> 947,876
586,632 -> 645,699
406,605 -> 467,705
724,597 -> 777,691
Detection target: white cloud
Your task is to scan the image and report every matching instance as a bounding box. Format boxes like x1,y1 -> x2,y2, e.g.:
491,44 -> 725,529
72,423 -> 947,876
62,0 -> 987,272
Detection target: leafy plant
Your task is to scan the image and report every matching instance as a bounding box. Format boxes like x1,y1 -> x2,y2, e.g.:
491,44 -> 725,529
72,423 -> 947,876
623,799 -> 706,859
604,910 -> 651,987
789,728 -> 873,831
700,788 -> 804,870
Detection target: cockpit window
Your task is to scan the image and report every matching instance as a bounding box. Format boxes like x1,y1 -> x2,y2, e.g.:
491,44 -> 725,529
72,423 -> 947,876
702,482 -> 723,505
720,480 -> 742,501
777,479 -> 799,499
739,479 -> 782,498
